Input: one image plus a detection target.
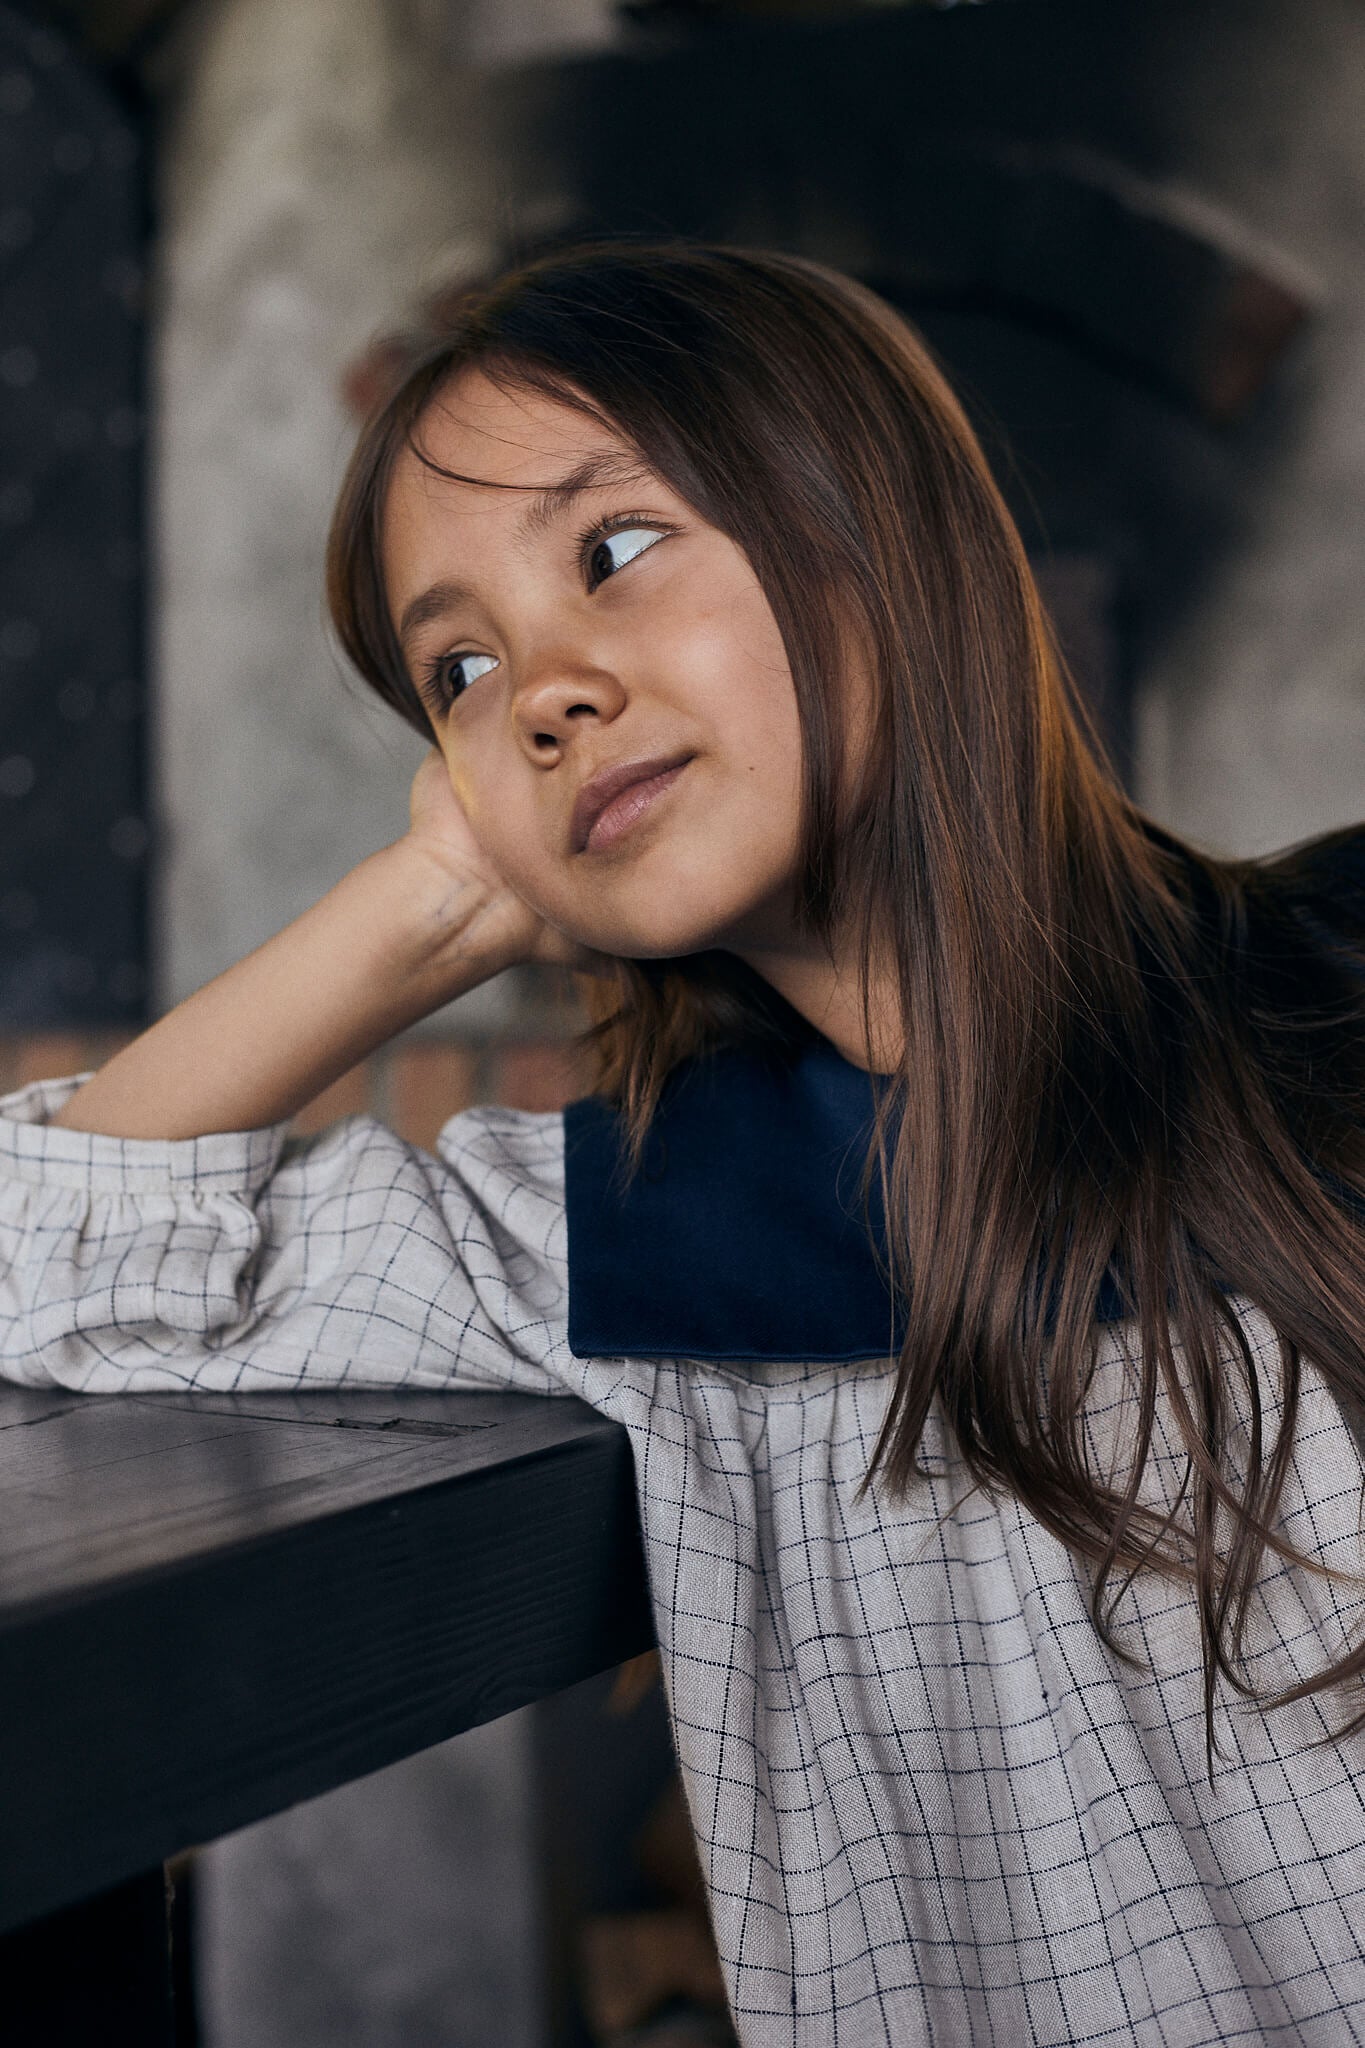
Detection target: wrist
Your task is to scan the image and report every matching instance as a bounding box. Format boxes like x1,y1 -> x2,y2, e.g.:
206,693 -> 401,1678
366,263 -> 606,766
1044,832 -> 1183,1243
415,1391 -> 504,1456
367,836 -> 525,994
51,839 -> 521,1141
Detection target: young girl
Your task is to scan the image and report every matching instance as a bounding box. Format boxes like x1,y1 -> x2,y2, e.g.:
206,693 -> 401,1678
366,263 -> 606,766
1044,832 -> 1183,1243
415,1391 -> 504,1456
4,242 -> 1365,2046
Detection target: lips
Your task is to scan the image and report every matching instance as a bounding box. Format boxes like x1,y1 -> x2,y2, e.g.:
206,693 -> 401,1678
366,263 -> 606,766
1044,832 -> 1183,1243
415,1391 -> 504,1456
571,750 -> 695,854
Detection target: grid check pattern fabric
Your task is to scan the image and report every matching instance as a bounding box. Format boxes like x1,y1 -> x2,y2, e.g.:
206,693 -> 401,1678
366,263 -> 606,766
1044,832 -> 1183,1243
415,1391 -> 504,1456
5,1074 -> 1365,2046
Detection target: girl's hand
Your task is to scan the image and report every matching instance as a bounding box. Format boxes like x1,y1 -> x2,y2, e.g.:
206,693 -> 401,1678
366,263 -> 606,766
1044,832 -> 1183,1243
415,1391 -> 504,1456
52,754 -> 611,1140
405,751 -> 606,973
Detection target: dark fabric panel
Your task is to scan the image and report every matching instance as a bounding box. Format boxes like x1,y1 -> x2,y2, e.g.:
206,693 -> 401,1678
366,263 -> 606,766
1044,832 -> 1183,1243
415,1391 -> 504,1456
565,1038 -> 901,1364
0,5 -> 147,1025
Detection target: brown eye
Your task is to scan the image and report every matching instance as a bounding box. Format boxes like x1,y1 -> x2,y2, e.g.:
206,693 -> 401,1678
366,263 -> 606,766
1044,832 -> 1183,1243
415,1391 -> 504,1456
442,652 -> 497,699
586,525 -> 667,590
423,650 -> 498,712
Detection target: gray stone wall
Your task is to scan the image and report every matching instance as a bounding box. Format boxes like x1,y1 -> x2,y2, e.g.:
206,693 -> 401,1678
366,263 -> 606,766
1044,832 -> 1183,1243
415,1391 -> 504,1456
197,1715 -> 544,2048
1131,0 -> 1365,854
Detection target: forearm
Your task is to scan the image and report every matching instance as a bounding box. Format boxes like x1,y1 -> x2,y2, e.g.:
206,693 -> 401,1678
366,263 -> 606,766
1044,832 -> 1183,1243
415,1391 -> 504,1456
52,840 -> 514,1139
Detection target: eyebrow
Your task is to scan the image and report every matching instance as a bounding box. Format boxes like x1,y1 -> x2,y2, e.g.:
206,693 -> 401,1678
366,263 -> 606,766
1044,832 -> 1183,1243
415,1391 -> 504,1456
397,576 -> 479,656
395,451 -> 653,654
513,451 -> 650,545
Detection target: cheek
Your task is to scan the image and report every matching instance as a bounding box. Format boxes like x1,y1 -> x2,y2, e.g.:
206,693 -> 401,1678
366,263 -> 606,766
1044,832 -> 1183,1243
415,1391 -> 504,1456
682,580 -> 784,680
465,785 -> 545,897
671,590 -> 801,754
457,764 -> 591,933
442,746 -> 538,884
718,648 -> 806,802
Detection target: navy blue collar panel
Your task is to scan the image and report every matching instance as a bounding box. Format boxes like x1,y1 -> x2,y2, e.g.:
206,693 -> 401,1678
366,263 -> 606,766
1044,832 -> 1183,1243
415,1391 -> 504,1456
562,830 -> 1365,1364
565,1039 -> 904,1362
564,1035 -> 1128,1363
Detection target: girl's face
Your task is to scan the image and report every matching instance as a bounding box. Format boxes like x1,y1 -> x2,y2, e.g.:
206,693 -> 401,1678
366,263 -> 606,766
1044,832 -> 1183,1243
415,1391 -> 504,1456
381,369 -> 809,961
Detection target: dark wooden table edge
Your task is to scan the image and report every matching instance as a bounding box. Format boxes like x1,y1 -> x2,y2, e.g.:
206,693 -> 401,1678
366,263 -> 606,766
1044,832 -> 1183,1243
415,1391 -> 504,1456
0,1403 -> 654,1938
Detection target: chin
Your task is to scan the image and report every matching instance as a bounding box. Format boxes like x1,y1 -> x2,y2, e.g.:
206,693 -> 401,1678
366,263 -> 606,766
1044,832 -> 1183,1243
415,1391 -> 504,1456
544,848 -> 798,962
584,923 -> 734,964
560,900 -> 746,963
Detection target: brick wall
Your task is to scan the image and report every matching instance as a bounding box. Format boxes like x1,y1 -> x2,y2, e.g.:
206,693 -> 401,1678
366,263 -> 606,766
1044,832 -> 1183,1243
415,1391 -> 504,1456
0,1032 -> 598,1142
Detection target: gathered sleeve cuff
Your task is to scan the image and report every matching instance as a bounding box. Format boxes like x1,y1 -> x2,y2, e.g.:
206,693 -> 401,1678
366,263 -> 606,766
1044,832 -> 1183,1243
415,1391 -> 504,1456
0,1075 -> 572,1399
0,1074 -> 292,1195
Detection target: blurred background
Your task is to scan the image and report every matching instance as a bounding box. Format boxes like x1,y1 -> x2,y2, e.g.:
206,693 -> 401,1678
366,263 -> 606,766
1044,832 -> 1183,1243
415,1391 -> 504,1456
1,0 -> 1363,2042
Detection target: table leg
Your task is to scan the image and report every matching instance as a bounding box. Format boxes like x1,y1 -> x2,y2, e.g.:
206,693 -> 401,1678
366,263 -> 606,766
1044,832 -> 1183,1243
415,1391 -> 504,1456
2,1866 -> 176,2047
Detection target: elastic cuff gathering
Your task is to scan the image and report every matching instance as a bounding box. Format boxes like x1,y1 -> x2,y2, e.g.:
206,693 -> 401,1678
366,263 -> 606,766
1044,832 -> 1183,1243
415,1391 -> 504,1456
0,1075 -> 292,1195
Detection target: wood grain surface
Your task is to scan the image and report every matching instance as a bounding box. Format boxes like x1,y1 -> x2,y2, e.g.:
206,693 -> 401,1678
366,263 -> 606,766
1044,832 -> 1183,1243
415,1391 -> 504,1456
0,1385 -> 653,1935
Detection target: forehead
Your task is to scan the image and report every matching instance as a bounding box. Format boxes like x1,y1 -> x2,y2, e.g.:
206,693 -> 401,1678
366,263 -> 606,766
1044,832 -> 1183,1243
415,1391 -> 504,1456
381,368 -> 648,586
396,368 -> 640,501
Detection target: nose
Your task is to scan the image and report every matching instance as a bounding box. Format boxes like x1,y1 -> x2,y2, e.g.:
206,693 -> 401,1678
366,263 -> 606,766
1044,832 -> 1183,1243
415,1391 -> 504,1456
511,656 -> 628,763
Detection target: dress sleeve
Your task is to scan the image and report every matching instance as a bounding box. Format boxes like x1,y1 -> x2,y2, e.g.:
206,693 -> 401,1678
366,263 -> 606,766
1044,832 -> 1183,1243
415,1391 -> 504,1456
0,1075 -> 571,1397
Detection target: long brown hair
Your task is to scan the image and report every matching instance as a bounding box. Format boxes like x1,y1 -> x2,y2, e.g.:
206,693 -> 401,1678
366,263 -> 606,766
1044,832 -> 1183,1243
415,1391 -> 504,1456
328,241 -> 1365,1745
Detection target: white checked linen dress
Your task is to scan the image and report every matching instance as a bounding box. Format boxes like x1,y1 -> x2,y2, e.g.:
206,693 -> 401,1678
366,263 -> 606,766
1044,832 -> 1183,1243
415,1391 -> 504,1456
5,1072 -> 1365,2046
